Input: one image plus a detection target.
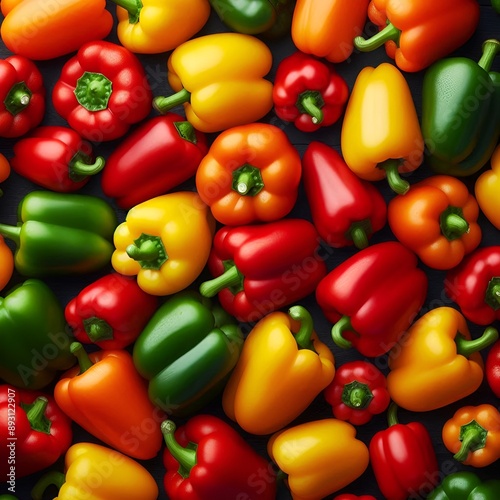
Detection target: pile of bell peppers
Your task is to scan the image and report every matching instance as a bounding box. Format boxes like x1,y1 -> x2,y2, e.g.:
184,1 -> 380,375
1,2 -> 500,500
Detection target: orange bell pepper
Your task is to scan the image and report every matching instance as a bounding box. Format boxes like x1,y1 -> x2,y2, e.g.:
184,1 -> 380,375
0,236 -> 14,292
54,342 -> 164,460
388,175 -> 482,270
475,145 -> 500,230
0,153 -> 10,197
291,0 -> 370,63
442,404 -> 500,467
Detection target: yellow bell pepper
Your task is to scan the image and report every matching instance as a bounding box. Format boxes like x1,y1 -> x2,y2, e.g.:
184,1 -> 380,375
112,191 -> 215,296
222,305 -> 335,435
112,0 -> 211,54
340,62 -> 424,195
475,144 -> 500,229
387,307 -> 499,412
153,32 -> 274,133
31,442 -> 159,500
268,418 -> 369,499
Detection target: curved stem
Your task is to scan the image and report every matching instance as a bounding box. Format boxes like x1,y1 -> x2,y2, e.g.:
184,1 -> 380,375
354,22 -> 401,52
349,222 -> 370,249
161,420 -> 196,477
0,223 -> 21,246
288,305 -> 314,350
455,327 -> 499,358
83,317 -> 114,342
70,156 -> 106,178
440,207 -> 469,241
454,420 -> 487,462
342,380 -> 373,409
153,89 -> 191,114
199,265 -> 243,298
298,91 -> 324,125
111,0 -> 142,23
25,396 -> 51,434
31,471 -> 66,500
378,159 -> 409,195
486,278 -> 500,310
478,39 -> 500,72
331,315 -> 353,349
387,402 -> 399,427
70,342 -> 94,374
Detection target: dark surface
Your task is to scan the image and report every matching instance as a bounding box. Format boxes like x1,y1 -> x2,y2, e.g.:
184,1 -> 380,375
1,2 -> 500,499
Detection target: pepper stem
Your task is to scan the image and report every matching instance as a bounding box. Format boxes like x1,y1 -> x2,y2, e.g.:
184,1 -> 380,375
174,121 -> 197,144
478,39 -> 500,72
378,159 -> 409,195
440,207 -> 469,241
331,315 -> 353,349
297,91 -> 324,124
348,220 -> 371,249
111,0 -> 142,23
199,265 -> 243,298
31,471 -> 66,500
353,22 -> 401,52
485,277 -> 500,310
342,380 -> 373,409
232,164 -> 264,196
288,305 -> 315,350
4,82 -> 32,115
454,420 -> 488,462
24,396 -> 51,434
126,233 -> 168,270
0,222 -> 21,246
153,89 -> 191,114
83,317 -> 114,342
70,342 -> 94,374
455,327 -> 499,358
70,155 -> 106,180
161,420 -> 197,477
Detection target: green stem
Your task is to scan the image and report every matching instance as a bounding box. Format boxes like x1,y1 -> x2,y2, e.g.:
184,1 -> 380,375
83,317 -> 114,342
455,327 -> 499,358
478,39 -> 500,72
31,471 -> 66,500
288,305 -> 314,350
454,420 -> 488,462
297,91 -> 324,125
348,221 -> 371,249
174,121 -> 197,144
199,265 -> 243,298
342,381 -> 373,409
440,207 -> 469,241
4,82 -> 32,116
232,164 -> 264,196
331,315 -> 353,349
153,89 -> 191,114
26,397 -> 50,433
161,420 -> 197,477
354,22 -> 401,52
486,278 -> 500,310
126,234 -> 168,270
111,0 -> 142,23
378,159 -> 409,195
70,342 -> 94,374
0,222 -> 21,246
70,156 -> 106,180
387,402 -> 399,427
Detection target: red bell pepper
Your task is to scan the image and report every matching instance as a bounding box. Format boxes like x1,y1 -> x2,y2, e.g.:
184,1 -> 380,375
161,415 -> 277,500
486,340 -> 500,398
302,141 -> 387,249
0,384 -> 72,480
316,241 -> 428,357
324,360 -> 391,426
370,404 -> 440,500
199,218 -> 327,323
445,246 -> 500,325
10,126 -> 105,192
101,114 -> 207,209
0,55 -> 45,138
65,273 -> 159,350
52,40 -> 153,143
272,51 -> 349,132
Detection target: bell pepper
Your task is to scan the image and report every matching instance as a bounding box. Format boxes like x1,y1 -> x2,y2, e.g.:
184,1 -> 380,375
0,153 -> 10,197
323,360 -> 390,426
422,39 -> 500,177
386,307 -> 499,412
195,122 -> 302,225
54,342 -> 164,460
222,305 -> 335,435
486,340 -> 500,397
101,114 -> 207,209
52,40 -> 153,143
268,418 -> 369,498
445,246 -> 500,325
272,51 -> 349,132
370,403 -> 440,500
427,471 -> 500,500
302,141 -> 387,249
476,144 -> 500,229
0,279 -> 75,390
353,0 -> 480,73
0,236 -> 14,292
316,241 -> 428,357
112,191 -> 215,296
30,442 -> 159,500
65,273 -> 159,350
388,175 -> 482,270
111,0 -> 210,53
0,385 -> 72,480
132,291 -> 244,417
152,33 -> 274,133
340,62 -> 423,195
162,415 -> 277,500
494,0 -> 500,14
291,0 -> 370,63
199,218 -> 327,323
0,191 -> 117,277
0,55 -> 45,138
10,126 -> 105,193
442,404 -> 500,467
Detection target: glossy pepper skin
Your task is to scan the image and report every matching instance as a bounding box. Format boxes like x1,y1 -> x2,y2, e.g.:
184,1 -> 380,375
486,340 -> 500,397
112,192 -> 215,296
0,279 -> 75,390
302,141 -> 387,249
30,442 -> 159,500
101,114 -> 208,209
268,418 -> 369,498
199,218 -> 327,323
11,126 -> 105,192
0,55 -> 45,138
133,291 -> 243,417
222,305 -> 335,435
476,144 -> 500,229
0,191 -> 117,277
316,241 -> 428,357
422,39 -> 500,177
0,236 -> 14,292
442,404 -> 500,467
340,63 -> 423,195
272,51 -> 349,132
54,342 -> 164,460
354,0 -> 480,72
153,33 -> 274,133
0,0 -> 113,60
0,153 -> 10,197
387,307 -> 499,412
52,40 -> 153,142
291,0 -> 370,63
65,273 -> 159,350
195,122 -> 302,225
112,0 -> 210,54
370,404 -> 440,500
162,415 -> 277,500
388,175 -> 482,270
427,471 -> 500,500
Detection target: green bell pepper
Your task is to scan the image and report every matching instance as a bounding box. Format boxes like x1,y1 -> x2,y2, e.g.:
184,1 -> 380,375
427,471 -> 500,500
493,0 -> 500,14
0,279 -> 75,390
422,38 -> 500,177
132,290 -> 244,417
0,191 -> 117,277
